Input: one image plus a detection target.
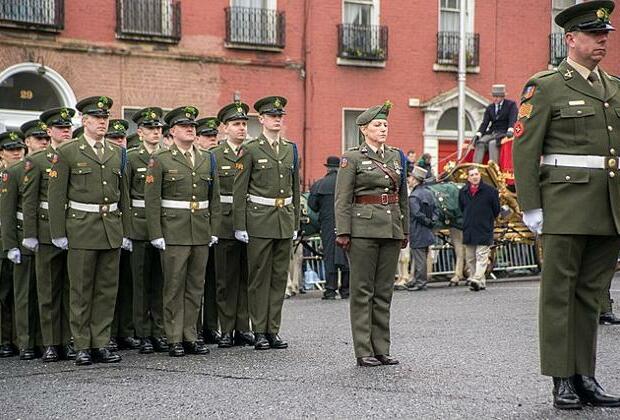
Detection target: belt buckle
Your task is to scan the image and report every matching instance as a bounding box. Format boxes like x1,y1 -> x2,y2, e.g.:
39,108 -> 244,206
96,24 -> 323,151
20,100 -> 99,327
608,157 -> 618,170
191,201 -> 199,210
381,194 -> 389,205
100,204 -> 109,214
275,198 -> 285,208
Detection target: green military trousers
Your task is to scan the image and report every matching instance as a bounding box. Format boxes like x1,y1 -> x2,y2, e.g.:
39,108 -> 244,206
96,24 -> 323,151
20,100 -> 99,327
349,238 -> 400,358
197,254 -> 219,333
36,244 -> 71,347
111,250 -> 134,338
215,239 -> 250,334
13,254 -> 40,349
540,234 -> 620,377
131,240 -> 164,338
67,248 -> 120,350
247,237 -> 291,334
161,245 -> 209,343
0,257 -> 14,346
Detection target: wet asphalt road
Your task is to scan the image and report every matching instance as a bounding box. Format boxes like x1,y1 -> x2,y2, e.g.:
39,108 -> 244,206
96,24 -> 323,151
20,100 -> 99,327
2,276 -> 620,419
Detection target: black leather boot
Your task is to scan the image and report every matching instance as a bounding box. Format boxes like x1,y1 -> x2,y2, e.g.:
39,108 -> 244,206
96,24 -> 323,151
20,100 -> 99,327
552,377 -> 582,410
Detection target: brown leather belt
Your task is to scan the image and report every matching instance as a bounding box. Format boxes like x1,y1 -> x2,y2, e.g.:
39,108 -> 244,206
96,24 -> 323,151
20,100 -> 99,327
355,194 -> 399,205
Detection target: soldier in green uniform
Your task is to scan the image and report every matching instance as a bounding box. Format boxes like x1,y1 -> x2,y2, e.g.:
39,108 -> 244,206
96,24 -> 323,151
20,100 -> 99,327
104,119 -> 140,352
513,1 -> 620,409
233,96 -> 300,350
22,108 -> 76,362
212,104 -> 253,347
127,107 -> 168,354
144,106 -> 220,357
0,127 -> 46,360
195,116 -> 221,345
0,132 -> 26,358
334,101 -> 409,367
48,95 -> 131,366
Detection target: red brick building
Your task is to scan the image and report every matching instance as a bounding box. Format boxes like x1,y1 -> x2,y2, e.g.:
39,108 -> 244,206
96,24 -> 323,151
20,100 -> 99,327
1,0 -> 619,186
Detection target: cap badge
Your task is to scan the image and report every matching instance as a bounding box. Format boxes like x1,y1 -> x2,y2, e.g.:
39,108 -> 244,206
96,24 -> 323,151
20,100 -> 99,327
9,132 -> 18,141
274,98 -> 282,108
60,108 -> 69,119
597,8 -> 610,23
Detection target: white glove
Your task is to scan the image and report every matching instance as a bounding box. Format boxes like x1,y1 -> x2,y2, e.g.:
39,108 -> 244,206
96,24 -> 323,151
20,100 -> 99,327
522,208 -> 543,235
234,230 -> 249,243
22,238 -> 39,252
8,248 -> 21,264
151,237 -> 166,250
209,236 -> 219,247
52,237 -> 69,250
121,237 -> 133,252
506,127 -> 514,138
292,231 -> 298,241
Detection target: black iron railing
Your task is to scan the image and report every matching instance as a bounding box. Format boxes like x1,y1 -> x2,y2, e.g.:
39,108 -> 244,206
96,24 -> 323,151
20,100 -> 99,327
0,0 -> 64,31
116,0 -> 181,43
338,24 -> 388,61
436,32 -> 480,67
549,32 -> 566,66
225,6 -> 285,49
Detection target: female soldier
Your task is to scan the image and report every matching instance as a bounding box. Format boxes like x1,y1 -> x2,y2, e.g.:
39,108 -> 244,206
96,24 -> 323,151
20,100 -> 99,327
334,101 -> 409,367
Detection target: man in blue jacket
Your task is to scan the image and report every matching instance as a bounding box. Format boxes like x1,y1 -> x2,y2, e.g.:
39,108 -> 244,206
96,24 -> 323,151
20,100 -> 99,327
458,166 -> 500,291
406,166 -> 436,291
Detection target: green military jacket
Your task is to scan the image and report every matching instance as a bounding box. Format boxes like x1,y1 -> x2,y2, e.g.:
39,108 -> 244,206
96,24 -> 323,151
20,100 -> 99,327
513,60 -> 620,235
334,142 -> 409,239
126,144 -> 160,241
47,135 -> 129,249
210,141 -> 243,240
232,134 -> 301,239
0,160 -> 33,255
144,143 -> 220,245
22,147 -> 56,245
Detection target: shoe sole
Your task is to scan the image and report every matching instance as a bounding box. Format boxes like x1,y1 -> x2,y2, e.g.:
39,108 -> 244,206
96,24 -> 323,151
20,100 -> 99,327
553,402 -> 582,410
254,346 -> 270,350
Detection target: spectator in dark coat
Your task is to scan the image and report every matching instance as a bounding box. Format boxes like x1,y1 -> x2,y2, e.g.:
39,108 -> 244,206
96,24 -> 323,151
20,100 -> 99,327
458,166 -> 500,291
406,166 -> 436,291
308,156 -> 350,300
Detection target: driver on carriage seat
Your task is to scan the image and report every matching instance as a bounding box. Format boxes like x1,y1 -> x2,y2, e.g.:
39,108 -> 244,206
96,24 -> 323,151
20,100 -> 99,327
472,84 -> 518,164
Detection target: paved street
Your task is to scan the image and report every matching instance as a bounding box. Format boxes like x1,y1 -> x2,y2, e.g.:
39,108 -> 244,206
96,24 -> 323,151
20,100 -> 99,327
2,277 -> 620,419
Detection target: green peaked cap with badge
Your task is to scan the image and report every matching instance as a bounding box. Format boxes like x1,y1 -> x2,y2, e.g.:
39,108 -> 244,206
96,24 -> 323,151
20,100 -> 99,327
126,133 -> 141,149
72,126 -> 84,139
0,131 -> 27,150
217,101 -> 250,123
106,119 -> 129,138
196,117 -> 221,136
132,107 -> 164,127
253,96 -> 287,116
164,106 -> 199,127
555,0 -> 615,32
20,119 -> 50,138
356,100 -> 393,126
76,96 -> 113,117
40,107 -> 75,127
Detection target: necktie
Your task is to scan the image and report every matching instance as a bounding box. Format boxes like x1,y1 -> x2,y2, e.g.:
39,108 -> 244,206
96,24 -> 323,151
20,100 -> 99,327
378,149 -> 384,159
495,104 -> 499,115
184,151 -> 193,167
271,141 -> 279,156
588,72 -> 605,97
94,142 -> 104,161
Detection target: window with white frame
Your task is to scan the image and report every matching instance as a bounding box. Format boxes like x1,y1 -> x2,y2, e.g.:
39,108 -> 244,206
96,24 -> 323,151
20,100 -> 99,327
439,0 -> 474,32
228,0 -> 281,47
343,0 -> 378,26
343,109 -> 364,151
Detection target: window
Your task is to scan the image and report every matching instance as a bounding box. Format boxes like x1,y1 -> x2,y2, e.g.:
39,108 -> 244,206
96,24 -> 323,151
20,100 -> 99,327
339,0 -> 387,62
226,0 -> 285,49
0,72 -> 62,111
0,0 -> 64,31
245,115 -> 262,140
116,0 -> 181,43
436,0 -> 478,67
437,107 -> 472,131
343,109 -> 364,151
549,0 -> 583,65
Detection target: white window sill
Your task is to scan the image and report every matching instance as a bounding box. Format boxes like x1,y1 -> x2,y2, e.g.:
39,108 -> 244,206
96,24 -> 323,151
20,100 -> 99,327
336,57 -> 386,68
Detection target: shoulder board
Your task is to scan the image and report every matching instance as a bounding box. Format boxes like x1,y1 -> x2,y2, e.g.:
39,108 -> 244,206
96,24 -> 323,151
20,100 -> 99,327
244,138 -> 257,145
153,148 -> 169,157
530,69 -> 556,81
57,139 -> 76,151
30,149 -> 47,157
348,146 -> 360,151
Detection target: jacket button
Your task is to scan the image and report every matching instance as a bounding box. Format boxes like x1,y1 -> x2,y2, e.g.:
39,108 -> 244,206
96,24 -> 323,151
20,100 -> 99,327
610,171 -> 616,178
386,210 -> 391,214
101,165 -> 105,169
609,126 -> 614,132
611,148 -> 617,156
565,175 -> 571,181
605,102 -> 610,108
577,110 -> 582,115
102,181 -> 107,185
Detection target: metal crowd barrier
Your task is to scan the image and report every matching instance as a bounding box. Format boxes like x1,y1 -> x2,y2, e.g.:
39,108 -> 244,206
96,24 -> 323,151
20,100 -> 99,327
301,235 -> 539,283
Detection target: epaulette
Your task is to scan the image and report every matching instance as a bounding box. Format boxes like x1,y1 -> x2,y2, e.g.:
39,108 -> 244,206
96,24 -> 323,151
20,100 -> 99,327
30,149 -> 47,157
532,69 -> 556,80
348,146 -> 360,151
153,148 -> 169,157
244,138 -> 257,145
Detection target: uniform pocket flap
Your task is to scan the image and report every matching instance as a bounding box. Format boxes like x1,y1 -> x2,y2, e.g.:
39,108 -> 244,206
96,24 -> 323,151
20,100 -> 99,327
200,174 -> 212,181
68,209 -> 88,219
548,168 -> 590,184
163,174 -> 184,181
355,207 -> 373,219
256,161 -> 274,169
71,167 -> 92,175
560,106 -> 595,118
